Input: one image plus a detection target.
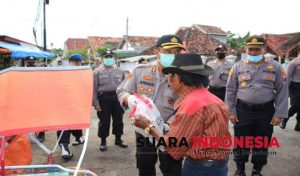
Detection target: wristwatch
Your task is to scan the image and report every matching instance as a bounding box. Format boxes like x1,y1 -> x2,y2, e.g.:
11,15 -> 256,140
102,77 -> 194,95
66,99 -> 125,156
145,124 -> 155,134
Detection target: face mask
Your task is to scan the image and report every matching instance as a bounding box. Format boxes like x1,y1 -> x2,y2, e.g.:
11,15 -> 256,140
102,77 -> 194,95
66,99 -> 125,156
103,58 -> 115,66
160,54 -> 175,67
217,53 -> 226,59
285,60 -> 289,64
247,54 -> 264,63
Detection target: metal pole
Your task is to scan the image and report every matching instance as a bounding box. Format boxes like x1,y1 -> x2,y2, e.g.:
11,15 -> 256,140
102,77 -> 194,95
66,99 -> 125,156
43,0 -> 47,51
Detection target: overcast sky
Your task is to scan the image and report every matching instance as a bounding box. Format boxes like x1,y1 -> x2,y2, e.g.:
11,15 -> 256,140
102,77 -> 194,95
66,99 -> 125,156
1,0 -> 299,49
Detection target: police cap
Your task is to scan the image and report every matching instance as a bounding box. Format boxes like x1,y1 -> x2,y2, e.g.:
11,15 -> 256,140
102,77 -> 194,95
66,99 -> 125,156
102,50 -> 113,57
68,54 -> 83,61
156,34 -> 186,50
215,44 -> 227,52
246,35 -> 266,48
24,56 -> 37,62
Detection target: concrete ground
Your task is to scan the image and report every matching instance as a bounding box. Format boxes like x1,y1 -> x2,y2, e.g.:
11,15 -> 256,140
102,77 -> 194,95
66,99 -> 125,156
32,110 -> 300,176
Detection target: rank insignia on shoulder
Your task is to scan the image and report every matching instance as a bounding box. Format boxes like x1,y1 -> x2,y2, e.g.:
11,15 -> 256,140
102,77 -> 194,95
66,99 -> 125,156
241,81 -> 247,88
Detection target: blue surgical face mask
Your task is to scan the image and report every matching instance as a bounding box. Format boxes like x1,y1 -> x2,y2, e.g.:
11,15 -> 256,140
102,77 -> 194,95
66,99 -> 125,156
103,58 -> 115,66
246,54 -> 264,63
160,54 -> 175,67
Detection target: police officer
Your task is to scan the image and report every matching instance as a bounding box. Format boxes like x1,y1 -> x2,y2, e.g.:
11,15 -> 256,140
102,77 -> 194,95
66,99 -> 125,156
68,54 -> 85,145
207,44 -> 234,101
280,43 -> 300,131
24,56 -> 47,143
93,50 -> 127,152
226,35 -> 288,176
56,53 -> 86,161
24,56 -> 37,67
117,34 -> 185,176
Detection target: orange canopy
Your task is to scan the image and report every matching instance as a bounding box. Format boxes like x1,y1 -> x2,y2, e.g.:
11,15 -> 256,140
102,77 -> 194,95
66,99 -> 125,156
0,48 -> 11,54
0,67 -> 93,136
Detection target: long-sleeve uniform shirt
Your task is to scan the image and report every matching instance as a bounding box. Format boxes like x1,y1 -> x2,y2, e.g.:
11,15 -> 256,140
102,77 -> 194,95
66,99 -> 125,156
286,56 -> 300,85
207,59 -> 234,87
93,65 -> 124,108
116,62 -> 177,121
225,58 -> 288,118
165,87 -> 231,160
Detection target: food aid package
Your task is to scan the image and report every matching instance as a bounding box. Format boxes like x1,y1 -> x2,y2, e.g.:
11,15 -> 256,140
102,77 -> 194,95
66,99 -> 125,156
129,94 -> 165,150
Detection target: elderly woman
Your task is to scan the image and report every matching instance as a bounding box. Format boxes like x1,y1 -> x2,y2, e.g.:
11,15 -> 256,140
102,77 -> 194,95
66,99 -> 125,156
133,54 -> 231,176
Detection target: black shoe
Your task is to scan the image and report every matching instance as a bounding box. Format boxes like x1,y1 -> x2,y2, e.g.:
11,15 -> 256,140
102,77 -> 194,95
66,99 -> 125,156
251,170 -> 263,176
100,144 -> 107,152
280,119 -> 288,129
60,143 -> 73,161
37,132 -> 45,143
294,123 -> 300,132
72,138 -> 85,146
115,139 -> 128,148
234,170 -> 246,176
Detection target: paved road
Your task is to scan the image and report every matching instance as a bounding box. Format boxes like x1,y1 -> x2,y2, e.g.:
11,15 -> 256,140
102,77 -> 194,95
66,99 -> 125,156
32,110 -> 300,176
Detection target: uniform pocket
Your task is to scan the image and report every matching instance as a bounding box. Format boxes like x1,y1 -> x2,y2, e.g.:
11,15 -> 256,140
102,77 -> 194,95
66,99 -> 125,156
99,74 -> 109,85
238,74 -> 251,88
261,74 -> 276,88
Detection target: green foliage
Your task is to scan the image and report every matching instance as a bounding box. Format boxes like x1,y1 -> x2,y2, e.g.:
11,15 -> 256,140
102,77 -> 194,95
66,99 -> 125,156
96,45 -> 112,56
65,49 -> 88,61
51,48 -> 63,56
227,31 -> 250,50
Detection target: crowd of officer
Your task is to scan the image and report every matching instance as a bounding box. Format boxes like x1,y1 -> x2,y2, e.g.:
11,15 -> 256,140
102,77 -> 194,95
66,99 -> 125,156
19,34 -> 300,176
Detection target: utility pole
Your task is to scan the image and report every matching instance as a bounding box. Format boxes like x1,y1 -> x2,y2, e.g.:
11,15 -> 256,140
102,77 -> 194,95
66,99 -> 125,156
43,0 -> 49,51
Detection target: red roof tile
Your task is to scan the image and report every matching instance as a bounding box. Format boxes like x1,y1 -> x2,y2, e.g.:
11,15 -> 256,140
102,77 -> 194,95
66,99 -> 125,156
192,24 -> 227,35
263,33 -> 296,57
126,36 -> 158,47
176,27 -> 223,55
87,36 -> 123,52
65,38 -> 87,51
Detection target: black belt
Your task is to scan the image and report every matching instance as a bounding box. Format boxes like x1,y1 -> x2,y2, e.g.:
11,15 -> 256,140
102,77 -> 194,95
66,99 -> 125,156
99,91 -> 117,96
209,86 -> 226,91
186,157 -> 228,167
237,99 -> 274,111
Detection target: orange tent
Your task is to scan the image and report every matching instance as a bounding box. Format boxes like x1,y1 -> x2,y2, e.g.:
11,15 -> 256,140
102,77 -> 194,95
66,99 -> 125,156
0,48 -> 11,54
0,67 -> 93,136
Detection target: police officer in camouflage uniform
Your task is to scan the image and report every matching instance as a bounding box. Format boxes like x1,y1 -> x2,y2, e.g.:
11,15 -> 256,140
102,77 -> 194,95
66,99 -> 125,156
280,43 -> 300,131
207,44 -> 234,101
93,50 -> 127,152
226,36 -> 288,176
117,35 -> 184,176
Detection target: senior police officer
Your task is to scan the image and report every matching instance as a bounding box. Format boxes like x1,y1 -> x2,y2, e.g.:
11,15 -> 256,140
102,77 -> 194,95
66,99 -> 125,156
93,50 -> 127,152
280,43 -> 300,131
117,34 -> 185,176
226,35 -> 288,176
207,44 -> 234,101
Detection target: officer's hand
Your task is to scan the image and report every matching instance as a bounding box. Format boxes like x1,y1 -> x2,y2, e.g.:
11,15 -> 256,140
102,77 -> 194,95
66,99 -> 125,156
95,106 -> 102,112
229,115 -> 238,124
133,115 -> 151,129
127,95 -> 139,109
270,117 -> 282,126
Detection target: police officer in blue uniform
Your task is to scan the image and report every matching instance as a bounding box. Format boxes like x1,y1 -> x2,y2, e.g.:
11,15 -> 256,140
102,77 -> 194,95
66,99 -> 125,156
207,44 -> 234,100
280,43 -> 300,131
226,36 -> 288,176
93,50 -> 127,151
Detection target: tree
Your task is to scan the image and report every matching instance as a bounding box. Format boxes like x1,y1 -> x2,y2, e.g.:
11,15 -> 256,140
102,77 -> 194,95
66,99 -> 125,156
96,45 -> 112,56
227,31 -> 250,50
65,48 -> 88,62
51,48 -> 63,56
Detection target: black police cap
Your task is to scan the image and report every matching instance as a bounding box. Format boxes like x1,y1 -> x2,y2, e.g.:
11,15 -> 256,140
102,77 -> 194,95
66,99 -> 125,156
246,35 -> 266,48
156,34 -> 186,50
215,44 -> 227,51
